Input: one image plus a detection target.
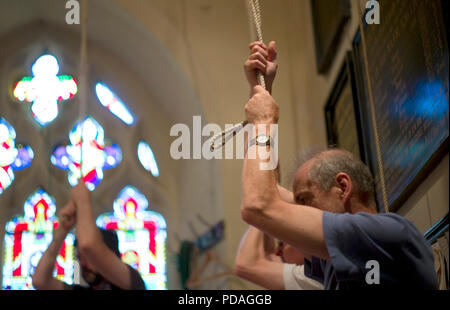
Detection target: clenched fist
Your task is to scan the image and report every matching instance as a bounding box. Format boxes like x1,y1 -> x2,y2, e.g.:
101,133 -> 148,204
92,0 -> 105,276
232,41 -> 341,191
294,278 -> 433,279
244,41 -> 278,92
58,200 -> 76,232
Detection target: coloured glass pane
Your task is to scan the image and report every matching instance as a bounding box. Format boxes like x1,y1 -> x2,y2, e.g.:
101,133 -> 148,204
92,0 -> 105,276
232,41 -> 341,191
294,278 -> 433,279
95,82 -> 134,125
2,188 -> 75,290
137,141 -> 159,177
96,186 -> 167,289
13,54 -> 77,126
0,118 -> 33,194
51,116 -> 121,191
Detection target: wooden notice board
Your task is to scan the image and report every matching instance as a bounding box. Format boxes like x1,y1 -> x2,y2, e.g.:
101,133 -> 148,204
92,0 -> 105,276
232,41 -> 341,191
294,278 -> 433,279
352,0 -> 449,212
325,52 -> 367,162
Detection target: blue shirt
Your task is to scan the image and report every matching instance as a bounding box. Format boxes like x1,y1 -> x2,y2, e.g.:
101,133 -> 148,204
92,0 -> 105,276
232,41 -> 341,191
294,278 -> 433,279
304,211 -> 438,289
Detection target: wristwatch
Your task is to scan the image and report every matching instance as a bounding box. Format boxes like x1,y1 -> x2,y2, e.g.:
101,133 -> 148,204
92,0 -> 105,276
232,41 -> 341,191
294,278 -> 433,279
249,134 -> 272,147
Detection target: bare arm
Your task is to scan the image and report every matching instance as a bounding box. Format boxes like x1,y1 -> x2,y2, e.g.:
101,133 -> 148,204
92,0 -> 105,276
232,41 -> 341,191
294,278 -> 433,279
241,87 -> 330,260
275,184 -> 313,261
71,180 -> 136,290
32,202 -> 75,290
234,226 -> 285,290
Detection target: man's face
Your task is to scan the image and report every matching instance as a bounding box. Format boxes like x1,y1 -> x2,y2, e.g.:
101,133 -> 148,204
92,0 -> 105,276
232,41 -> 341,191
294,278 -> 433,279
276,241 -> 305,265
292,160 -> 345,213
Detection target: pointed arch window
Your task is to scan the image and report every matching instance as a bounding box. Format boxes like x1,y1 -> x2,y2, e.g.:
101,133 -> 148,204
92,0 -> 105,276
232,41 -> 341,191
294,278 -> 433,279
3,47 -> 166,289
2,189 -> 75,290
96,186 -> 167,289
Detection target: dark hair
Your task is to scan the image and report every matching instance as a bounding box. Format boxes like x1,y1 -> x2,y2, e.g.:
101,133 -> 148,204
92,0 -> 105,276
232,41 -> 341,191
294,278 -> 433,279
75,229 -> 121,258
99,229 -> 121,258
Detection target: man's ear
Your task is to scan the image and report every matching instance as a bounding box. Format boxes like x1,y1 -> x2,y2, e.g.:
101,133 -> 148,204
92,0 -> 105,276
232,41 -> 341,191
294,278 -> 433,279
335,173 -> 352,203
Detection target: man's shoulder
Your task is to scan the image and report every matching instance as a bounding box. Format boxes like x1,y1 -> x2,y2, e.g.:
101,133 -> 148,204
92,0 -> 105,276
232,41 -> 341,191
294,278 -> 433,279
357,212 -> 421,234
328,211 -> 417,229
324,210 -> 425,244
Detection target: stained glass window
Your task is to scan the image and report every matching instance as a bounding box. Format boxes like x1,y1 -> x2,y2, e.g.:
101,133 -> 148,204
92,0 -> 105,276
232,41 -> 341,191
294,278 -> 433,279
95,82 -> 134,125
96,186 -> 167,290
51,116 -> 121,191
13,54 -> 77,126
137,141 -> 159,177
2,188 -> 75,290
0,118 -> 34,195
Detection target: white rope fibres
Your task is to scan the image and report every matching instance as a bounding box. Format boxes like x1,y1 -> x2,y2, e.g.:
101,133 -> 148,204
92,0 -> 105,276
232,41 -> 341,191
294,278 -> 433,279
61,0 -> 88,225
249,0 -> 266,89
78,0 -> 88,180
209,0 -> 266,150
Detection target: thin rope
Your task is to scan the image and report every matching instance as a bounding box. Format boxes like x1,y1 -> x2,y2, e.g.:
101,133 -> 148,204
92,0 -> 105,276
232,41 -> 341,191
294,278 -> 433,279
210,0 -> 265,150
355,0 -> 389,213
249,0 -> 266,89
78,0 -> 88,181
61,0 -> 88,225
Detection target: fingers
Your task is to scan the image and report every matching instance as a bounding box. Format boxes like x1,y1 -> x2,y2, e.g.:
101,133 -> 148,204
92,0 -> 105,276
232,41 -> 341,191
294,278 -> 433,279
246,41 -> 276,73
245,43 -> 268,70
249,41 -> 267,51
249,44 -> 268,58
248,52 -> 268,65
59,199 -> 76,228
246,41 -> 277,88
268,41 -> 277,61
245,59 -> 266,74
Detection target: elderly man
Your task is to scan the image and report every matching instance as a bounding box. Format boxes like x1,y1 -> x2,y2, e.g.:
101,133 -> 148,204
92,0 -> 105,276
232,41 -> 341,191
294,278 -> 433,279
240,85 -> 438,289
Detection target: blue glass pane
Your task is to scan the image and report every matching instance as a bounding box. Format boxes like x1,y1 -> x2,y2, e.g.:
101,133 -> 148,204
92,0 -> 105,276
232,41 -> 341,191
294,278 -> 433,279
11,144 -> 34,170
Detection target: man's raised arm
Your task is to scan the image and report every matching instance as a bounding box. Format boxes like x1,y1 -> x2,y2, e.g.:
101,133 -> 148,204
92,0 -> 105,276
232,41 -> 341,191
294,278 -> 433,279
234,225 -> 285,289
241,86 -> 330,260
71,180 -> 138,290
32,201 -> 75,290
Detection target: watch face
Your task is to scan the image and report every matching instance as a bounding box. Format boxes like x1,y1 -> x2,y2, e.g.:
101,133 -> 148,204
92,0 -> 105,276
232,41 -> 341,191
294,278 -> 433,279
256,135 -> 270,144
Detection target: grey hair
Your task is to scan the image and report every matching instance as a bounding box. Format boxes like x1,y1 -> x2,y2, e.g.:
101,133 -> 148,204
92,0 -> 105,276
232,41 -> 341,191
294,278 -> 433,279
292,147 -> 376,204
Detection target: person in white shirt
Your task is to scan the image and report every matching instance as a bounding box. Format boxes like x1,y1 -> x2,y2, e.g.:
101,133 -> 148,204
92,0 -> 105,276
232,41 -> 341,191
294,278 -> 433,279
234,224 -> 323,290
